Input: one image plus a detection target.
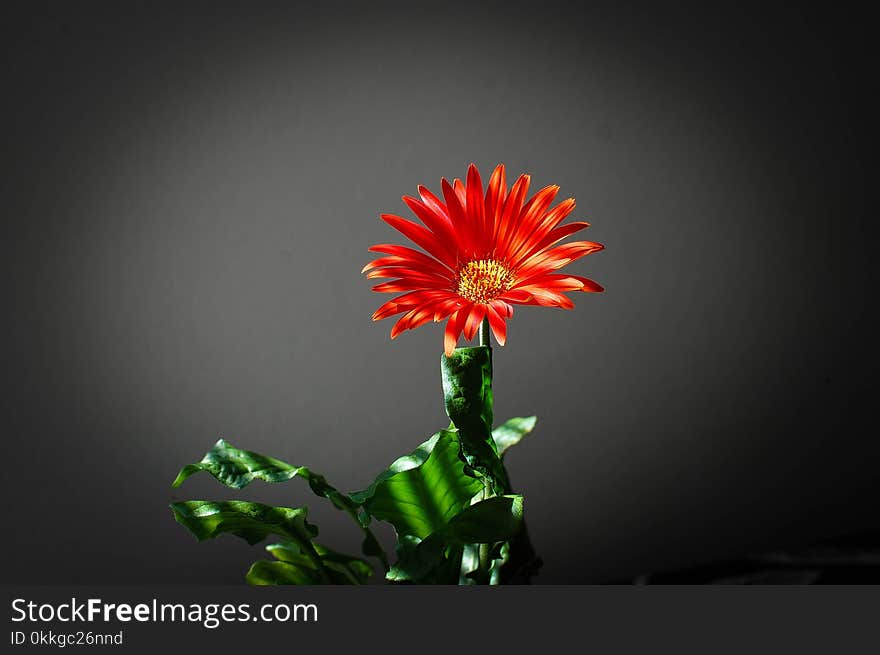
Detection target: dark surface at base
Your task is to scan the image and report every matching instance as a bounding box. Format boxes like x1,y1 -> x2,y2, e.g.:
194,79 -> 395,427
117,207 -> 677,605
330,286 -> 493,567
609,532 -> 880,584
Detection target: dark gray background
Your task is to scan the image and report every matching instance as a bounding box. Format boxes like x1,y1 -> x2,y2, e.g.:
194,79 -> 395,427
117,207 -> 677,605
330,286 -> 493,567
2,1 -> 873,584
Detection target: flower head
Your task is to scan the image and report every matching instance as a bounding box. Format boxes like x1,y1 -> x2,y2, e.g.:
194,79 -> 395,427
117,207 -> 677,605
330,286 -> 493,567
364,163 -> 604,355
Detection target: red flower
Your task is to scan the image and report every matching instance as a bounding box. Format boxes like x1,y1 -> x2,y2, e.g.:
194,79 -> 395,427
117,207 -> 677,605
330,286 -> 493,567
364,163 -> 604,355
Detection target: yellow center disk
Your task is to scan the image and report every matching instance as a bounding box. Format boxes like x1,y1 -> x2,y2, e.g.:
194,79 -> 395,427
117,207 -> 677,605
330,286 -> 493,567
456,259 -> 515,303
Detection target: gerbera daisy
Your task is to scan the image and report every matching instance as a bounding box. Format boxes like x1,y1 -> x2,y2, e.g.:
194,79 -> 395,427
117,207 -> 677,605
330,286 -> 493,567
363,163 -> 604,355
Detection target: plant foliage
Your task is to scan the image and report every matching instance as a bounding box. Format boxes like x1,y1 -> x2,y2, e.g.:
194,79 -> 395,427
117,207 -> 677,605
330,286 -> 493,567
170,345 -> 540,584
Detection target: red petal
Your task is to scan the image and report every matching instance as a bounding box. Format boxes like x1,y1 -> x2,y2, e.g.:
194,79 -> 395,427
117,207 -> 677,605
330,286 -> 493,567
525,221 -> 591,257
370,268 -> 443,284
390,311 -> 412,339
433,297 -> 463,321
362,255 -> 454,281
512,286 -> 575,309
505,185 -> 560,258
507,198 -> 576,267
486,302 -> 507,346
362,255 -> 409,273
365,265 -> 453,281
380,214 -> 457,268
498,289 -> 534,304
372,290 -> 455,320
453,178 -> 467,206
390,305 -> 437,338
372,278 -> 451,293
463,304 -> 487,341
492,299 -> 514,318
372,298 -> 403,320
441,178 -> 473,258
515,241 -> 604,279
418,185 -> 449,219
570,275 -> 604,292
367,243 -> 456,275
495,174 -> 530,259
444,309 -> 467,356
485,164 -> 507,235
402,195 -> 458,250
511,274 -> 588,291
466,163 -> 485,252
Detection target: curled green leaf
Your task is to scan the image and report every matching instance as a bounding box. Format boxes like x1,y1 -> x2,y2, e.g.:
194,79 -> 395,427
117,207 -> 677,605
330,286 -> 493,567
354,430 -> 482,540
171,439 -> 389,571
264,542 -> 373,585
172,440 -> 306,489
169,500 -> 317,546
492,416 -> 538,457
446,495 -> 524,543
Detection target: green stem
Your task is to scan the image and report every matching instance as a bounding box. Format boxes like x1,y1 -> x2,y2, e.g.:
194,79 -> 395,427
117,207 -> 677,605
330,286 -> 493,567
365,526 -> 391,573
477,485 -> 492,580
298,536 -> 333,584
477,315 -> 493,582
345,508 -> 390,573
479,316 -> 491,349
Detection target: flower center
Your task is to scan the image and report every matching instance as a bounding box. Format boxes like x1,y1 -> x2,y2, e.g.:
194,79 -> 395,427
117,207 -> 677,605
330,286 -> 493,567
456,259 -> 514,303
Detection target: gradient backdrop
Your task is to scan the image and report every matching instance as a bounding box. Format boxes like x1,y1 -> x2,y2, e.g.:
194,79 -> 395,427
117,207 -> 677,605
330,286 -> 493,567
2,1 -> 873,583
